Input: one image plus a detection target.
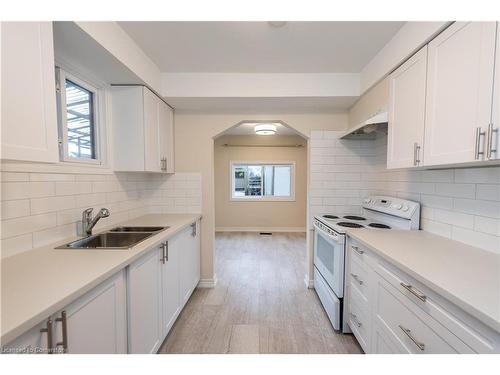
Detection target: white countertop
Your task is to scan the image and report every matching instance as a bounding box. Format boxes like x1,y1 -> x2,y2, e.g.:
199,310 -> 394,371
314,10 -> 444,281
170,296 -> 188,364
1,213 -> 201,345
346,229 -> 500,333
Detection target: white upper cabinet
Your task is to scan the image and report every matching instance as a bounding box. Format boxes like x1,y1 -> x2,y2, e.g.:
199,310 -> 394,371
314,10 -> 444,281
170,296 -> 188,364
159,100 -> 175,173
489,23 -> 500,161
387,46 -> 428,169
112,86 -> 174,173
1,22 -> 59,163
424,22 -> 497,166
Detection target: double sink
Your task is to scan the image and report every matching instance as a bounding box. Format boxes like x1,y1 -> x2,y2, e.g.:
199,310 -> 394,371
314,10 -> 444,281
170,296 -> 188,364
57,226 -> 169,250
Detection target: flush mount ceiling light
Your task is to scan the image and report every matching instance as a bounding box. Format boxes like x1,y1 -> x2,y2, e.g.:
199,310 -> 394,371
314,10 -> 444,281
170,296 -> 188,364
254,124 -> 277,135
268,21 -> 287,28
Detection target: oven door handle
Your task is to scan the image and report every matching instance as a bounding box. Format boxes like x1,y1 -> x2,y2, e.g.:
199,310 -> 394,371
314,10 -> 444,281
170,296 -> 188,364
314,222 -> 344,244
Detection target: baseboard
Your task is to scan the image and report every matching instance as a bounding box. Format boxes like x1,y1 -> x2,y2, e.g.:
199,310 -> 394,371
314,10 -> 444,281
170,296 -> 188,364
197,275 -> 218,288
304,275 -> 314,289
215,227 -> 306,233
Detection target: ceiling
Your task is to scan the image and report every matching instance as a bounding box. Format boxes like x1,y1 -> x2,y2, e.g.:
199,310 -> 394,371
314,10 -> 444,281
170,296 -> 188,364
119,21 -> 405,73
168,96 -> 357,112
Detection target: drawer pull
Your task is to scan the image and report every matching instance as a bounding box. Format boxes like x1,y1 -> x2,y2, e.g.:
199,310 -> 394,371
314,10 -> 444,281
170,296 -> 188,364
350,273 -> 364,285
350,313 -> 362,328
351,245 -> 364,255
398,325 -> 425,351
400,282 -> 427,302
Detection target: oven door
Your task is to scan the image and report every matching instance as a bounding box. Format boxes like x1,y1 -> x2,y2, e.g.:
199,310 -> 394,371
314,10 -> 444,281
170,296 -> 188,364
313,222 -> 345,298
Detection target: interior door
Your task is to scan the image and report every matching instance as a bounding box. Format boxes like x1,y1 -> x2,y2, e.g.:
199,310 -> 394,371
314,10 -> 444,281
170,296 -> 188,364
387,46 -> 428,169
128,248 -> 163,354
143,87 -> 161,172
424,22 -> 496,166
161,238 -> 180,337
158,101 -> 175,173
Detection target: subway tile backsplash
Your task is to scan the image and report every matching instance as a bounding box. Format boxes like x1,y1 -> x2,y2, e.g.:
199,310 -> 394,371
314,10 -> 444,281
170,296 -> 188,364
1,171 -> 201,258
310,130 -> 500,254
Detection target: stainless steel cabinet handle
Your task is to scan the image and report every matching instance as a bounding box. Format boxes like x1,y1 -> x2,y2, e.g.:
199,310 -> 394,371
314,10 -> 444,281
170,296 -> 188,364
413,142 -> 421,166
350,313 -> 362,328
165,241 -> 168,262
487,123 -> 498,159
160,243 -> 166,264
191,222 -> 196,237
350,273 -> 364,285
400,282 -> 427,302
351,245 -> 364,255
399,325 -> 425,351
40,318 -> 53,354
55,310 -> 68,353
475,127 -> 486,160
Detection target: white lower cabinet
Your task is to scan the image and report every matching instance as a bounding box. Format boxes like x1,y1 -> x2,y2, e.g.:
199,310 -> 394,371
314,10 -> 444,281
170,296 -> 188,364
127,247 -> 164,354
3,220 -> 201,354
346,236 -> 500,354
128,220 -> 201,353
161,236 -> 180,336
3,270 -> 127,354
54,270 -> 127,354
180,222 -> 201,305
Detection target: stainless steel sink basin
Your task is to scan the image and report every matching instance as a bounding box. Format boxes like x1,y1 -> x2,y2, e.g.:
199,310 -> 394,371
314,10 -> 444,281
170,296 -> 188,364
57,232 -> 154,249
109,226 -> 168,233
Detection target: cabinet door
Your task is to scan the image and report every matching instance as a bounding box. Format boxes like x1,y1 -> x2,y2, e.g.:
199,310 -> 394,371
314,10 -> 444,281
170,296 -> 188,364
143,87 -> 162,172
159,101 -> 175,173
161,238 -> 180,337
489,22 -> 500,161
2,319 -> 53,354
54,270 -> 127,354
112,86 -> 146,171
180,222 -> 201,304
1,22 -> 58,163
387,46 -> 427,169
128,247 -> 163,354
424,22 -> 496,166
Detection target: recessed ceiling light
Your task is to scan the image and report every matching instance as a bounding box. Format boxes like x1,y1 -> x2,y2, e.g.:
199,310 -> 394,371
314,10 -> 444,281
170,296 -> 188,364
255,124 -> 277,135
268,21 -> 287,28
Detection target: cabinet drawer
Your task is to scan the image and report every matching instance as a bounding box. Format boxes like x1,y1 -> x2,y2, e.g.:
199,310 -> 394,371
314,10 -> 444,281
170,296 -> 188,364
349,256 -> 370,302
348,285 -> 370,352
376,260 -> 499,353
375,275 -> 473,353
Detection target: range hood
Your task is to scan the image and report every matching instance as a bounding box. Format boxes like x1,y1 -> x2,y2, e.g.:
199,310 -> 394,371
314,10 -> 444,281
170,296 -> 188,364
340,110 -> 388,140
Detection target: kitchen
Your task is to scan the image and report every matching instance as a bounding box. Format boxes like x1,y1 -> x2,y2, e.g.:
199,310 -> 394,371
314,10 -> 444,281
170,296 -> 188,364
1,3 -> 500,372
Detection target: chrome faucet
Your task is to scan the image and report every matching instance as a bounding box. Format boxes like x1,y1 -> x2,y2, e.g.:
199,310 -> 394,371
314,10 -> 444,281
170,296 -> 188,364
82,208 -> 110,236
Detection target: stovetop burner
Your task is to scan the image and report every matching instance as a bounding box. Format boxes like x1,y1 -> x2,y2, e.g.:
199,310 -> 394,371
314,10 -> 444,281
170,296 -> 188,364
337,222 -> 364,228
368,223 -> 391,229
343,215 -> 366,221
322,215 -> 339,219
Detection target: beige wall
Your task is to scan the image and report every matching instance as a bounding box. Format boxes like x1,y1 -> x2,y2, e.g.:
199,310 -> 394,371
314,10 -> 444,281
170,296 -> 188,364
174,111 -> 348,283
214,134 -> 307,231
348,77 -> 389,128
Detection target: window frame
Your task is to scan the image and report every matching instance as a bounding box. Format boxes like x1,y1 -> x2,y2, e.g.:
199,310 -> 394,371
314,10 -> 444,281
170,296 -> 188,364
229,160 -> 296,202
56,68 -> 104,165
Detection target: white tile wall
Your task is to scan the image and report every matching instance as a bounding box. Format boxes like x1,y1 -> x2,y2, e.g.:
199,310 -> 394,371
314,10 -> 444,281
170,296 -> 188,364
1,171 -> 201,258
310,131 -> 500,254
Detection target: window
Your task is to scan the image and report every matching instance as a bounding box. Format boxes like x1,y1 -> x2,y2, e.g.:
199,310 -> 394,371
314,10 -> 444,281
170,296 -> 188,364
231,162 -> 295,201
56,68 -> 102,164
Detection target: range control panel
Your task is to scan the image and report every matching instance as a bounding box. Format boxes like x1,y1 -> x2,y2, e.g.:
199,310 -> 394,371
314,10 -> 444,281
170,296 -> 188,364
362,196 -> 420,220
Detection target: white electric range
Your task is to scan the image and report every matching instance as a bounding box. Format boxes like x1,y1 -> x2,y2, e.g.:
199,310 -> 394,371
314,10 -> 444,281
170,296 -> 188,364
313,196 -> 420,332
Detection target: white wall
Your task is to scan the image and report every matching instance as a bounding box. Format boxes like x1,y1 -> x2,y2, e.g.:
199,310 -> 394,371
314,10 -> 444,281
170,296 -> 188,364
310,131 -> 500,254
0,171 -> 201,258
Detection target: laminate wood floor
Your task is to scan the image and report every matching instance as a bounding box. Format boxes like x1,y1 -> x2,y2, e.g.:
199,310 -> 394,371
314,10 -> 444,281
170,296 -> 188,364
159,232 -> 362,354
